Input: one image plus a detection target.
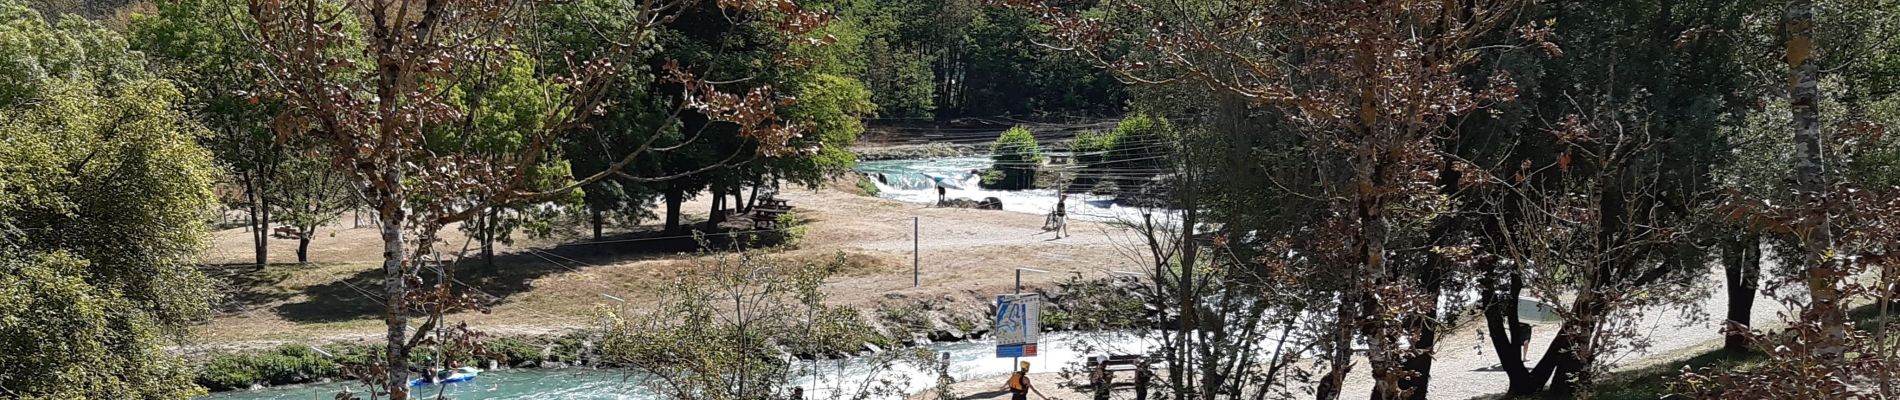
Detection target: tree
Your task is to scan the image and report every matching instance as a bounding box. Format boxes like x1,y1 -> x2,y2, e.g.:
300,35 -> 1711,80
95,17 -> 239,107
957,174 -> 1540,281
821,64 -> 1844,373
1002,1 -> 1531,398
1071,112 -> 1174,197
433,51 -> 585,272
773,73 -> 876,187
238,0 -> 820,396
0,253 -> 206,399
983,126 -> 1042,190
131,0 -> 288,267
1784,0 -> 1849,363
269,151 -> 354,264
0,3 -> 218,395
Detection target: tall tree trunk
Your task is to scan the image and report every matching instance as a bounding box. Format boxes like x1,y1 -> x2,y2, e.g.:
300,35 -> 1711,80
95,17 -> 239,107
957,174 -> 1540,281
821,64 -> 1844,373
664,189 -> 684,233
1398,265 -> 1442,400
591,205 -> 604,240
1538,295 -> 1606,395
747,184 -> 761,212
378,170 -> 411,400
1785,0 -> 1846,361
732,189 -> 744,214
1179,144 -> 1210,400
296,229 -> 312,264
247,178 -> 270,267
1357,156 -> 1401,400
1397,159 -> 1462,399
481,206 -> 497,273
1316,295 -> 1355,400
707,185 -> 727,231
1482,263 -> 1539,395
1723,233 -> 1761,352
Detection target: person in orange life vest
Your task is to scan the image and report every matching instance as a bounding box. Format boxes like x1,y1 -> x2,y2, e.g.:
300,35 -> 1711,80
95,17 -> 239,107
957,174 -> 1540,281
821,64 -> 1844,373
1005,361 -> 1047,400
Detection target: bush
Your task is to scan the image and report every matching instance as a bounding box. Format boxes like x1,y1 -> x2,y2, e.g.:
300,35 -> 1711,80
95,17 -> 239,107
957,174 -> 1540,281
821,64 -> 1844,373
778,211 -> 809,248
983,126 -> 1042,190
1069,113 -> 1175,191
485,337 -> 545,365
855,174 -> 881,196
194,345 -> 340,391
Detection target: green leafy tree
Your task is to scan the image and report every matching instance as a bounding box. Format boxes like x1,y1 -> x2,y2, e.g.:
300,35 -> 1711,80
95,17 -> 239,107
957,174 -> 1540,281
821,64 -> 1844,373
267,151 -> 354,264
0,3 -> 218,396
432,51 -> 583,271
0,253 -> 206,399
1071,112 -> 1174,195
538,0 -> 670,239
131,0 -> 289,267
773,73 -> 876,187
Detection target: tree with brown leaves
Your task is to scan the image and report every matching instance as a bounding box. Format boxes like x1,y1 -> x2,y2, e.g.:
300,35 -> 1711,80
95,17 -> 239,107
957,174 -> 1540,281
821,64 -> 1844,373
991,0 -> 1534,398
236,0 -> 824,396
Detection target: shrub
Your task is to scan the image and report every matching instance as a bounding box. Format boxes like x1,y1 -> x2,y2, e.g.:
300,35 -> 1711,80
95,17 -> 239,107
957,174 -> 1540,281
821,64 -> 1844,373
855,174 -> 881,196
485,337 -> 545,365
778,211 -> 808,248
983,126 -> 1042,190
194,345 -> 340,391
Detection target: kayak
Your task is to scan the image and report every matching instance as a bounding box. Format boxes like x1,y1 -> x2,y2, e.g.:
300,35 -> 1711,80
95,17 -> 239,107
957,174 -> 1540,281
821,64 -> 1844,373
408,367 -> 481,387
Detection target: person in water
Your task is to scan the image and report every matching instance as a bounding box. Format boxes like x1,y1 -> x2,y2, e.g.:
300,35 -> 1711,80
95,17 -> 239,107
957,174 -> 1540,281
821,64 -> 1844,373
937,184 -> 947,204
1005,361 -> 1047,400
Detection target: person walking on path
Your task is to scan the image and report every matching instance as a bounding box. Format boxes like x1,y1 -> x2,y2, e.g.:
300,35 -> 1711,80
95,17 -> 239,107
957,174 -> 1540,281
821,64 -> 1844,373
1005,361 -> 1047,400
1051,193 -> 1069,239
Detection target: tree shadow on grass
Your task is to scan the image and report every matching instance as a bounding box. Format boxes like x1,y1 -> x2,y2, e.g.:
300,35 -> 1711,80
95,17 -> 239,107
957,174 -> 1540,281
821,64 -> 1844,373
958,390 -> 1012,400
271,224 -> 787,323
199,263 -> 304,313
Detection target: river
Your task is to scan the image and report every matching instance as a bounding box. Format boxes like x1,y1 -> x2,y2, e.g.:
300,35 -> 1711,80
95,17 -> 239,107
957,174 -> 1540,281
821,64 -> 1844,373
853,157 -> 1175,224
201,332 -> 1158,400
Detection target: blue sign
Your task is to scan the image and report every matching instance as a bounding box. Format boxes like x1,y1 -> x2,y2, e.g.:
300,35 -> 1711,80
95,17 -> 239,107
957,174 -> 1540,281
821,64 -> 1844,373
994,294 -> 1041,358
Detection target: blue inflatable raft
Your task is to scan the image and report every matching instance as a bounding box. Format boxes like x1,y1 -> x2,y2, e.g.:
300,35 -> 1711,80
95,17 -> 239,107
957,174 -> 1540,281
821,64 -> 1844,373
408,367 -> 481,387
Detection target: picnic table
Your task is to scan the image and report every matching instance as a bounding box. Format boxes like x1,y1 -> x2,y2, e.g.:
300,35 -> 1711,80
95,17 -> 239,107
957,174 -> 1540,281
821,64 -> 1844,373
750,195 -> 793,229
1087,354 -> 1159,400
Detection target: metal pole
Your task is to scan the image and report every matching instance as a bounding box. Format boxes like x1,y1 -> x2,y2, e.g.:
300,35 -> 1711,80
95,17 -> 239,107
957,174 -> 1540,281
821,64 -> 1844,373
1016,269 -> 1022,294
913,216 -> 920,288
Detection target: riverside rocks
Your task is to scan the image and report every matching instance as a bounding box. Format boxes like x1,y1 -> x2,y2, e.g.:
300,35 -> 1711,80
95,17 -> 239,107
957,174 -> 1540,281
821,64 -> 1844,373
935,197 -> 1004,210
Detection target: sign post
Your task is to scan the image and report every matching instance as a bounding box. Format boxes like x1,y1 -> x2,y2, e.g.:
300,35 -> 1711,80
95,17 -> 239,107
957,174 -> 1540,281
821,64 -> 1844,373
994,293 -> 1041,358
